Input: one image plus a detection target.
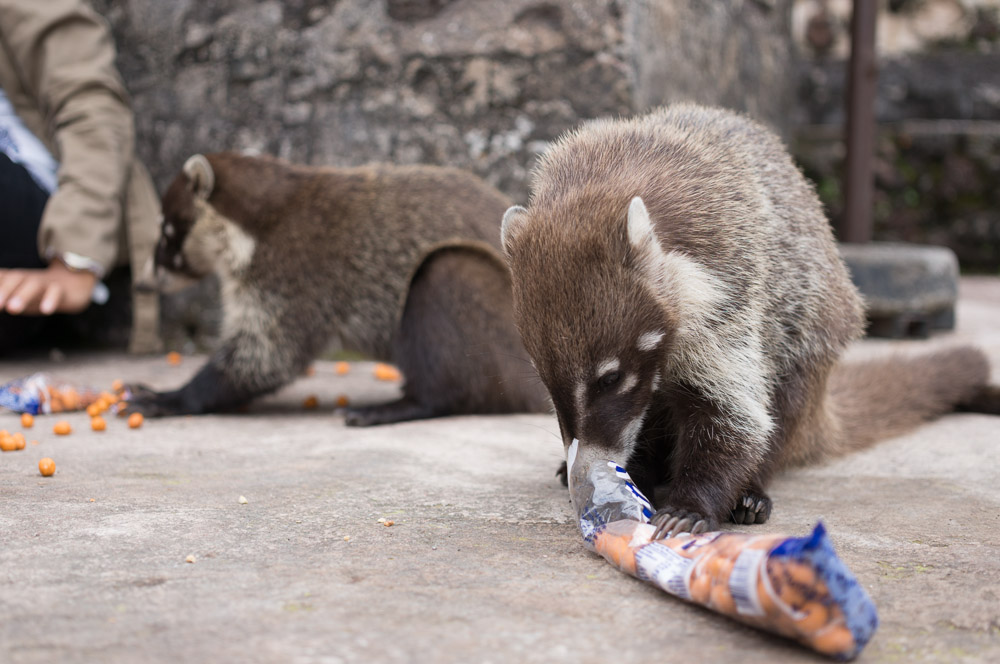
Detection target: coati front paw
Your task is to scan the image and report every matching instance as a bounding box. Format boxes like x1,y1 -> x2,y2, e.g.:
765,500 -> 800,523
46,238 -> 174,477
650,506 -> 715,539
121,383 -> 182,418
729,489 -> 772,525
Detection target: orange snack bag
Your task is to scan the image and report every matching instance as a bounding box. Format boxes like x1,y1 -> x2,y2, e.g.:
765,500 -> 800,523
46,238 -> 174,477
568,441 -> 877,660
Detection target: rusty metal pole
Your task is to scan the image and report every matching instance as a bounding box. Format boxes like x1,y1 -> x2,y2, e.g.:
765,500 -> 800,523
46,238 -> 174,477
842,0 -> 878,243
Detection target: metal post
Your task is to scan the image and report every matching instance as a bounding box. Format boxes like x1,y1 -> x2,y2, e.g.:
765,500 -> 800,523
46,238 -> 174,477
842,0 -> 878,243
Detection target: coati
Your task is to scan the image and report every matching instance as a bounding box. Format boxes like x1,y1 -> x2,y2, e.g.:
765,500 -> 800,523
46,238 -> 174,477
500,104 -> 998,537
124,152 -> 549,424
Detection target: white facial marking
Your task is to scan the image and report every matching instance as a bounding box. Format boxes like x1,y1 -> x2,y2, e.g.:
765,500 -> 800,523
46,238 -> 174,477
619,406 -> 649,460
651,370 -> 661,391
595,358 -> 620,378
164,223 -> 175,238
618,373 -> 638,394
637,330 -> 665,352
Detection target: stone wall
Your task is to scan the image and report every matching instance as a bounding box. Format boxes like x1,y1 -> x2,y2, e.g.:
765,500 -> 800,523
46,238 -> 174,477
94,0 -> 795,201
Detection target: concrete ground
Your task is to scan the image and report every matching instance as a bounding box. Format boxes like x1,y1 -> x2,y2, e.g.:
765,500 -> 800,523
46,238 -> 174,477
2,277 -> 999,664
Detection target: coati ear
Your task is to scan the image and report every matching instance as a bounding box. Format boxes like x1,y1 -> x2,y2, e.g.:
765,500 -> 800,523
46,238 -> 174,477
183,154 -> 215,200
500,205 -> 529,255
627,196 -> 655,250
627,196 -> 667,270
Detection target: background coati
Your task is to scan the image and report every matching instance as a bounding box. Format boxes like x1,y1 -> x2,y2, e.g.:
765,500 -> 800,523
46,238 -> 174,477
125,152 -> 549,424
500,104 -> 998,537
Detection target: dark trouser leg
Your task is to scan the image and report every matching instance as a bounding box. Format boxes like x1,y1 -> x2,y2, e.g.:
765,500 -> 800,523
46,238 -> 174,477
0,152 -> 50,351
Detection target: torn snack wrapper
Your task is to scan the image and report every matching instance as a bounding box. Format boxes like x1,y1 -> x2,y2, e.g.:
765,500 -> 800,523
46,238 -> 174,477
0,373 -> 115,415
566,439 -> 878,660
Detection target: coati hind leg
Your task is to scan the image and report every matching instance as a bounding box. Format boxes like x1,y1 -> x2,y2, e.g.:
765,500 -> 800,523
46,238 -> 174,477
344,245 -> 548,427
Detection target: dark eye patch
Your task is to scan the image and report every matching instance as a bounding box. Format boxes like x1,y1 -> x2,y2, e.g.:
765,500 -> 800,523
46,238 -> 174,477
598,371 -> 621,389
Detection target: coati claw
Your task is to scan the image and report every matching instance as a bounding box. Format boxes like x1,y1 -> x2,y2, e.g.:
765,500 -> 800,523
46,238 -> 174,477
729,489 -> 772,525
650,507 -> 712,539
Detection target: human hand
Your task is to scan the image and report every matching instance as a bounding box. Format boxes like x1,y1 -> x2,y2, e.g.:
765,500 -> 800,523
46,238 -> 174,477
0,261 -> 98,315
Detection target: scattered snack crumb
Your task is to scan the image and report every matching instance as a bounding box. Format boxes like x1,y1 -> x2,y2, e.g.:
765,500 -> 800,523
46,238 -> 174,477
383,520 -> 394,527
185,554 -> 196,564
335,395 -> 349,408
53,421 -> 71,435
302,395 -> 319,409
343,536 -> 351,542
91,416 -> 107,432
127,413 -> 144,429
30,439 -> 39,445
238,495 -> 248,504
21,413 -> 34,428
373,363 -> 402,382
38,457 -> 55,476
89,498 -> 95,502
167,351 -> 182,366
377,518 -> 386,523
335,361 -> 350,375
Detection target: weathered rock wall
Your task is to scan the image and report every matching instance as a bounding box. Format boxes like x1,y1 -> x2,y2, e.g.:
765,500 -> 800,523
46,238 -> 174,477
95,0 -> 795,202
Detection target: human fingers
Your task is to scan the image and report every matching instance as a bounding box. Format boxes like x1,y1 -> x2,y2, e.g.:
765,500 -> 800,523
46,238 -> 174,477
40,282 -> 63,315
0,269 -> 28,311
6,272 -> 46,314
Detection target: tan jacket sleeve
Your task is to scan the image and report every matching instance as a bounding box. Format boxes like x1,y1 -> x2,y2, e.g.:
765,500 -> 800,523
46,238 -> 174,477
0,0 -> 134,274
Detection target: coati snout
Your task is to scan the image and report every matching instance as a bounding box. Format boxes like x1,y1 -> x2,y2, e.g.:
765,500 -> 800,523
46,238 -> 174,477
125,152 -> 550,424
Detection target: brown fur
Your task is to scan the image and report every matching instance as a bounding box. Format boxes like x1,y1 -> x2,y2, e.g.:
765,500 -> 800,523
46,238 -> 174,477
502,105 -> 996,532
126,152 -> 549,423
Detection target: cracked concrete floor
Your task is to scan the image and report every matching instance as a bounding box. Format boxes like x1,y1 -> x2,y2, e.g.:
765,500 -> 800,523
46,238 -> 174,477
1,277 -> 999,663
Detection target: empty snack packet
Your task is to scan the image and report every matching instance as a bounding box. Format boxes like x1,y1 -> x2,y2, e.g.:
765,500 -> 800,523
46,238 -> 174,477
0,373 -> 102,415
567,440 -> 878,660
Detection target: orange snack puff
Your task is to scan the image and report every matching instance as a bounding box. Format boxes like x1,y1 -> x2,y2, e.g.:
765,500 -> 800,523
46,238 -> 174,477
21,413 -> 34,428
568,441 -> 877,660
373,363 -> 402,381
53,421 -> 72,435
38,457 -> 55,476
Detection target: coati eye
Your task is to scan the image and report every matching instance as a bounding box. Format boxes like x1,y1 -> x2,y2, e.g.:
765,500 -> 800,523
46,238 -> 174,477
599,371 -> 621,389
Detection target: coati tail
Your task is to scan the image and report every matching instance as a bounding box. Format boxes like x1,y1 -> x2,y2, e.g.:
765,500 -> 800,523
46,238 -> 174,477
828,346 -> 990,454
